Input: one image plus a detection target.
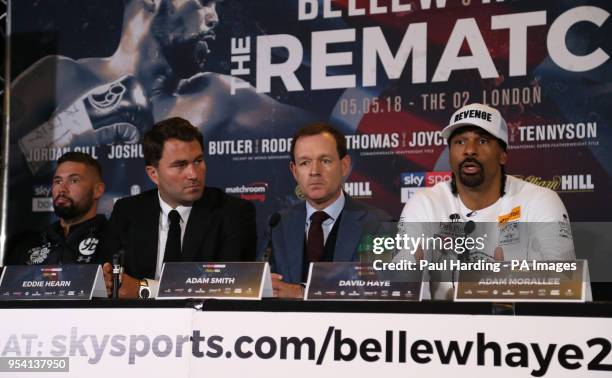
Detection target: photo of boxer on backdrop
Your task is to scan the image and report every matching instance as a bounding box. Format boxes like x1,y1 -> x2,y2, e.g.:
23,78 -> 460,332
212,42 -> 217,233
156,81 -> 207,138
8,0 -> 313,236
11,0 -> 311,165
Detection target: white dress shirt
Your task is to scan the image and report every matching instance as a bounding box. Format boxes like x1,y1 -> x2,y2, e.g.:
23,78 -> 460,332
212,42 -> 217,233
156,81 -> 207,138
155,192 -> 193,278
305,191 -> 345,244
147,192 -> 193,297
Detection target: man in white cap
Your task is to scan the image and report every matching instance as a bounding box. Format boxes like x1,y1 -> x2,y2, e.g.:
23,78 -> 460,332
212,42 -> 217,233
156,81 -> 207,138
397,103 -> 575,299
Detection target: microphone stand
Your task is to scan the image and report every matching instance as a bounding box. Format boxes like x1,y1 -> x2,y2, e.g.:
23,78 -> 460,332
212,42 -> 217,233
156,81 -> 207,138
111,250 -> 123,299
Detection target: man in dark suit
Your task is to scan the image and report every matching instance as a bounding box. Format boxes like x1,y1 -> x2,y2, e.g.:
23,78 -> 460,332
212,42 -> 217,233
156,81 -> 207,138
262,123 -> 392,298
102,117 -> 256,298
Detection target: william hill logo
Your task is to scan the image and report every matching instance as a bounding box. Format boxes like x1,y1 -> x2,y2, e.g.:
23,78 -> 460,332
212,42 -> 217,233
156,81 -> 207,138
516,174 -> 594,192
225,182 -> 268,202
344,182 -> 372,198
559,175 -> 594,191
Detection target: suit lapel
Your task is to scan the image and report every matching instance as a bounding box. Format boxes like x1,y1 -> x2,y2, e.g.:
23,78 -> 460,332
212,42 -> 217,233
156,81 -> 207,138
334,198 -> 365,262
182,191 -> 215,260
283,205 -> 306,283
141,192 -> 161,275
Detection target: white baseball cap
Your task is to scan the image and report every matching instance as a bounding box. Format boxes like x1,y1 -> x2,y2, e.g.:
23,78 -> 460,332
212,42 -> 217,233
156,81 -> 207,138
441,103 -> 508,146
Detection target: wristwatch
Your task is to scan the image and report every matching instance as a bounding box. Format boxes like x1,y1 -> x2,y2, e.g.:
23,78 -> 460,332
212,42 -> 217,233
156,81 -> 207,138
138,279 -> 150,299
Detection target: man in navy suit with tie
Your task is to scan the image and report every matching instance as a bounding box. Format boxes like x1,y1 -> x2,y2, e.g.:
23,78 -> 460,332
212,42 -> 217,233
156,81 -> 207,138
263,123 -> 392,298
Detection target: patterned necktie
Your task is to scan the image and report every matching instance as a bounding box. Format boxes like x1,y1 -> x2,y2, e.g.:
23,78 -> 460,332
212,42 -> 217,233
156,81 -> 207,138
163,209 -> 182,262
307,211 -> 330,262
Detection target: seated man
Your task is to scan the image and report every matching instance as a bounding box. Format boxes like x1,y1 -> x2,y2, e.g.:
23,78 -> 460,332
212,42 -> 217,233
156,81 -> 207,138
6,152 -> 106,265
397,103 -> 575,299
102,117 -> 257,298
261,122 -> 392,298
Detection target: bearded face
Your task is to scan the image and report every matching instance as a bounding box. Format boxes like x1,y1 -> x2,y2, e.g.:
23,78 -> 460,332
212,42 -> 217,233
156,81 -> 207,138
53,193 -> 95,221
52,162 -> 100,222
457,157 -> 486,188
449,127 -> 507,191
152,0 -> 219,79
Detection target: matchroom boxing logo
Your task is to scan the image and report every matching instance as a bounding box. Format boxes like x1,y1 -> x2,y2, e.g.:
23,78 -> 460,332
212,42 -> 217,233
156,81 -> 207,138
225,182 -> 268,202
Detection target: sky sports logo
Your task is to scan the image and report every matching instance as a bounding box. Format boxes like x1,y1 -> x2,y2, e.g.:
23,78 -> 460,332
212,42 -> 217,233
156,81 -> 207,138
32,185 -> 53,212
400,172 -> 451,203
401,172 -> 452,188
32,198 -> 53,213
4,327 -> 612,377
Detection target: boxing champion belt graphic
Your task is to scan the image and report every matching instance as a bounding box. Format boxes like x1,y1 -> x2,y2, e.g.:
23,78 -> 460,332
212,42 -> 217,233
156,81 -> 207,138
19,75 -> 153,173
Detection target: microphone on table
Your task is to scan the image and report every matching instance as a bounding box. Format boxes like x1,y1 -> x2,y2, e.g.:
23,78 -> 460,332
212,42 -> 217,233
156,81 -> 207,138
460,220 -> 476,262
262,213 -> 281,263
112,249 -> 124,299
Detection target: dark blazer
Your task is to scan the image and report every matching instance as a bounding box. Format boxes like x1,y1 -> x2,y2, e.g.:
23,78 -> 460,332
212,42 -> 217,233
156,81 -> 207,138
102,187 -> 257,279
261,195 -> 393,283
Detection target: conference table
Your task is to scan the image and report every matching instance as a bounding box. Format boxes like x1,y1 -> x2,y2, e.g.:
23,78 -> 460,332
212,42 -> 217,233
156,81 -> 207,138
0,299 -> 610,377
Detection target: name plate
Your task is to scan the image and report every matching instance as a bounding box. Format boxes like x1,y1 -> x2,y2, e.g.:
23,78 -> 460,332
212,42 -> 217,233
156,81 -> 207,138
0,264 -> 106,300
454,260 -> 591,302
157,262 -> 272,300
305,262 -> 423,301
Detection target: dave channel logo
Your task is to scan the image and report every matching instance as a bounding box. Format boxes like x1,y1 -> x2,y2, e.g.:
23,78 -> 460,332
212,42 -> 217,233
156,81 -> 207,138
400,171 -> 451,203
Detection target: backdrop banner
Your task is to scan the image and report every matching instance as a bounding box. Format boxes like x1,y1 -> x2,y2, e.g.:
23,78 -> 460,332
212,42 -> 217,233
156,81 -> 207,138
7,0 -> 611,257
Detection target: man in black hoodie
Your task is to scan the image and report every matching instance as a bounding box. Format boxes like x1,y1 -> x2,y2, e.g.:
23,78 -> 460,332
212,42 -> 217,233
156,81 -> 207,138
6,152 -> 107,265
